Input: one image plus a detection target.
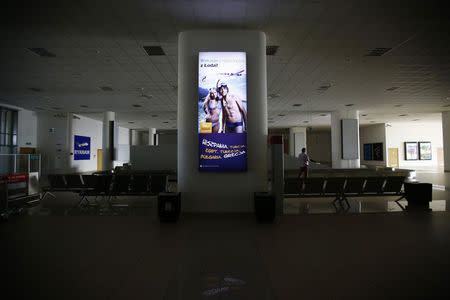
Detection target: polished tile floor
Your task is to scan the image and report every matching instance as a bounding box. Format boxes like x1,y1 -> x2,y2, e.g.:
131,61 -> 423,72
2,169 -> 450,299
3,212 -> 450,299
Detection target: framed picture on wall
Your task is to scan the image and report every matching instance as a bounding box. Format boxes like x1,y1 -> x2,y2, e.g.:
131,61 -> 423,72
404,142 -> 418,160
372,143 -> 383,161
363,144 -> 373,161
418,142 -> 432,160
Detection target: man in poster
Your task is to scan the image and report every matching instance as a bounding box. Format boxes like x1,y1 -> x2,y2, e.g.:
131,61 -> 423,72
218,82 -> 247,133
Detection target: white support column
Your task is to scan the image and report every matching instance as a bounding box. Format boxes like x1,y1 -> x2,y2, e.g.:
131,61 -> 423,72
149,128 -> 158,146
442,112 -> 450,172
331,110 -> 360,168
131,129 -> 140,146
102,111 -> 116,171
289,127 -> 307,157
178,30 -> 268,212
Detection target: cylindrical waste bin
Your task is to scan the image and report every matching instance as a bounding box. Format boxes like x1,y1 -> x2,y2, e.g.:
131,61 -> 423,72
254,192 -> 275,222
158,192 -> 181,222
404,182 -> 432,211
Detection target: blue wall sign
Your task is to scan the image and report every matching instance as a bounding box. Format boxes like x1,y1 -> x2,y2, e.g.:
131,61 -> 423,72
74,135 -> 91,160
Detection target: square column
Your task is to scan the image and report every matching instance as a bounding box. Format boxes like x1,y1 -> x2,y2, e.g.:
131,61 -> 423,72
178,30 -> 268,212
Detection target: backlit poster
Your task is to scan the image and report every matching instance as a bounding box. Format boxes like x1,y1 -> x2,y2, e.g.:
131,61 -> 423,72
198,52 -> 247,172
74,135 -> 91,160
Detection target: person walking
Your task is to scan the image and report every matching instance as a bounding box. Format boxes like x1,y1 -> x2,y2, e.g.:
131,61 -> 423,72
297,147 -> 310,191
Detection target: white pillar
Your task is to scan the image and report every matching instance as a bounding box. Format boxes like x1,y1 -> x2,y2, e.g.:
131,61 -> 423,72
102,111 -> 116,171
331,110 -> 360,168
178,30 -> 268,212
149,128 -> 158,146
131,129 -> 140,146
442,112 -> 450,172
289,127 -> 307,157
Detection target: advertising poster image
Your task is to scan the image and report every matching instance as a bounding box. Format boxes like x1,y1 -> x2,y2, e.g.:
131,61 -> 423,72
74,135 -> 91,160
198,52 -> 247,172
404,142 -> 418,160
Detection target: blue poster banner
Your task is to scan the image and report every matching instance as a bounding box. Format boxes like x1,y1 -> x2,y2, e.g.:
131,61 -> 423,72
199,133 -> 247,172
74,135 -> 91,160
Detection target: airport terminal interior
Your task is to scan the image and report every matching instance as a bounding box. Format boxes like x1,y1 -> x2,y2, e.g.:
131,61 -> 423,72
1,0 -> 450,299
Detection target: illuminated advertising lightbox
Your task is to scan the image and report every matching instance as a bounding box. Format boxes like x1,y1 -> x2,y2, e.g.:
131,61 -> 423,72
198,52 -> 247,172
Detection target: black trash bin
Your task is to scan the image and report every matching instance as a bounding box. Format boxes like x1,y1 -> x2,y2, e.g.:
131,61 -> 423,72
404,182 -> 432,211
158,192 -> 181,222
254,192 -> 275,223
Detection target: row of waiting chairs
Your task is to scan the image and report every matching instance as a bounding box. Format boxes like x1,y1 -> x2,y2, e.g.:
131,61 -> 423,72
284,176 -> 406,211
43,174 -> 168,207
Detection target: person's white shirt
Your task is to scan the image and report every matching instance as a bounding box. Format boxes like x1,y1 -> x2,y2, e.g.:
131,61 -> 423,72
298,152 -> 309,167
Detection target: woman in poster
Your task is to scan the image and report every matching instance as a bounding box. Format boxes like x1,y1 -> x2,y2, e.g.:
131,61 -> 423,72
202,87 -> 221,133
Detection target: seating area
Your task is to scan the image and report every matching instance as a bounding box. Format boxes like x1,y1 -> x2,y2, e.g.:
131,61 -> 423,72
42,173 -> 169,212
284,176 -> 406,212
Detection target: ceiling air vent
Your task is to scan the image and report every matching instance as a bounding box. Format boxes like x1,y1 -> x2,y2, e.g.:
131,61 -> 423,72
266,46 -> 279,56
100,86 -> 113,91
317,84 -> 331,92
365,48 -> 392,57
29,87 -> 42,92
143,46 -> 165,56
27,48 -> 56,57
268,93 -> 280,99
386,87 -> 399,91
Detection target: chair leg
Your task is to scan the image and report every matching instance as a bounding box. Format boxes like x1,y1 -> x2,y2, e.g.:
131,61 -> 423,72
40,191 -> 55,201
395,195 -> 406,211
345,197 -> 351,211
332,196 -> 341,212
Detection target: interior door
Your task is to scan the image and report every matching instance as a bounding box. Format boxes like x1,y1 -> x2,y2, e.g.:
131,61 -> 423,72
388,148 -> 399,168
97,149 -> 103,171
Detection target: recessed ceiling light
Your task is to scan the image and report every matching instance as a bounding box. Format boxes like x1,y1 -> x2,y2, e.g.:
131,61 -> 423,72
80,105 -> 88,108
132,104 -> 142,108
27,48 -> 56,57
293,103 -> 302,107
345,104 -> 354,107
29,87 -> 42,92
399,114 -> 408,117
394,104 -> 403,107
361,114 -> 368,116
266,46 -> 279,56
100,86 -> 113,91
278,114 -> 285,117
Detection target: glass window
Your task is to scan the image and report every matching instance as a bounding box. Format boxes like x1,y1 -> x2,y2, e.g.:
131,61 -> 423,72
0,106 -> 19,154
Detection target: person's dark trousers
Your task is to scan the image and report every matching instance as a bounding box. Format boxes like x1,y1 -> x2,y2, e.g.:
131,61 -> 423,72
298,167 -> 308,192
